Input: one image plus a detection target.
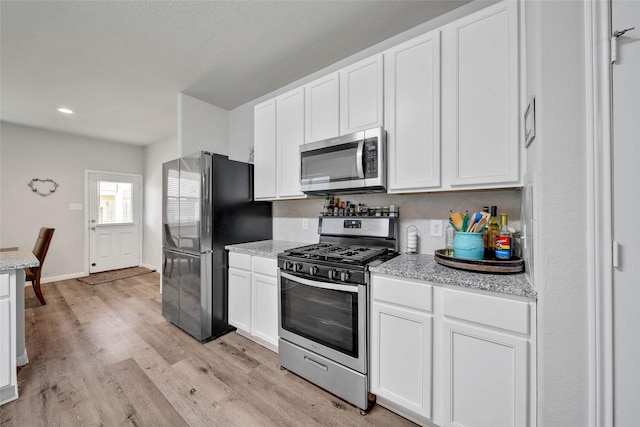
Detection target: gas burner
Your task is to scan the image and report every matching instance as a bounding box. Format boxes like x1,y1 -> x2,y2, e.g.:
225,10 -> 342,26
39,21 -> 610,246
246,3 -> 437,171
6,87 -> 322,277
286,243 -> 389,265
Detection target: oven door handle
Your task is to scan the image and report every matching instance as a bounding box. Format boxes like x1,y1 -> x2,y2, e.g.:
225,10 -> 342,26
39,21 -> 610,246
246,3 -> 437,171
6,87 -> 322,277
280,271 -> 358,293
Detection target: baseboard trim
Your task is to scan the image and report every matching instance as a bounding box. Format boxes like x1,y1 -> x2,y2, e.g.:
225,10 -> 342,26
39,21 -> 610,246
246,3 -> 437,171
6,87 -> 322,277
17,350 -> 28,367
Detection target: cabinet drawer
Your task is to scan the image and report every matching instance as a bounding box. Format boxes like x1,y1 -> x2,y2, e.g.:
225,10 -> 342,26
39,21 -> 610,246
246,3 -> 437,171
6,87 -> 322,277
0,273 -> 10,298
372,275 -> 432,312
229,252 -> 251,270
252,256 -> 278,277
443,289 -> 530,335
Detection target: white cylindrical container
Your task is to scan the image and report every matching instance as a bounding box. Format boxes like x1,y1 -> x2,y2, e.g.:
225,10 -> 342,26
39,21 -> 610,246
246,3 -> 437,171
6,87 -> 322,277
406,225 -> 418,253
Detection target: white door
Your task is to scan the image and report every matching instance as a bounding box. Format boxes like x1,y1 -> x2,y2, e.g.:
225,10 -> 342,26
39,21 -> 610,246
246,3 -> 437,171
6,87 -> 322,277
88,172 -> 142,273
611,1 -> 640,425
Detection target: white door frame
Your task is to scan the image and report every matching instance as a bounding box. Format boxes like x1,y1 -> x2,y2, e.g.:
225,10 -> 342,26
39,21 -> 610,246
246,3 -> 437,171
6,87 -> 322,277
84,170 -> 143,275
586,2 -> 614,426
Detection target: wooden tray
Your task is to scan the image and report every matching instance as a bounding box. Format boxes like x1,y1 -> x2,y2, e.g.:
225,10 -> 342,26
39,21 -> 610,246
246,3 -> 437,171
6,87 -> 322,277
434,249 -> 524,274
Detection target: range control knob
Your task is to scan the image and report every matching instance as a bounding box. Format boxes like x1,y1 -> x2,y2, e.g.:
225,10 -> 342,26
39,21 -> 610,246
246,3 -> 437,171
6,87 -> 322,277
294,263 -> 303,272
309,266 -> 319,276
340,271 -> 350,282
328,269 -> 337,280
284,261 -> 293,271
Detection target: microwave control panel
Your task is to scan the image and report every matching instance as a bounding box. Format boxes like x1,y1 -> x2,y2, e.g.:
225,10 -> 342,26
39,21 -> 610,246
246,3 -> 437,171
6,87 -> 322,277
364,138 -> 378,178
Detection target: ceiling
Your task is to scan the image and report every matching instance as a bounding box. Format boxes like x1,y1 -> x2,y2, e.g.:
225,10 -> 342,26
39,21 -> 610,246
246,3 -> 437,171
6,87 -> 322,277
0,1 -> 470,146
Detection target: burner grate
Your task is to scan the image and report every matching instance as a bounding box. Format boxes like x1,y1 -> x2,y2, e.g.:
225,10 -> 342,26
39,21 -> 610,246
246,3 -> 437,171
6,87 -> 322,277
286,243 -> 388,264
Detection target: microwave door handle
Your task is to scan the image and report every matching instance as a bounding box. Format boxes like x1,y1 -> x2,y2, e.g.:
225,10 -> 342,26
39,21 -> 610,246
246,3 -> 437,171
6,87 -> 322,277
356,140 -> 365,178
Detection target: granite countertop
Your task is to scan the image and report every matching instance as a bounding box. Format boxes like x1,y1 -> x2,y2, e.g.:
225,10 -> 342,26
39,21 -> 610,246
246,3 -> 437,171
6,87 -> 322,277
0,249 -> 40,272
370,254 -> 536,299
225,240 -> 307,259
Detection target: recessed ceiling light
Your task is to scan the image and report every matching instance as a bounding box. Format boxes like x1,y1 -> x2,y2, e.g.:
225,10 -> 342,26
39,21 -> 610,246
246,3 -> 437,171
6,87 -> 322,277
57,108 -> 74,114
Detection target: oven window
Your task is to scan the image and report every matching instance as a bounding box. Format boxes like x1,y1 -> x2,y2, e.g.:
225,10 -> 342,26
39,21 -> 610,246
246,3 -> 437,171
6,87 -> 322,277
280,276 -> 358,358
301,142 -> 360,184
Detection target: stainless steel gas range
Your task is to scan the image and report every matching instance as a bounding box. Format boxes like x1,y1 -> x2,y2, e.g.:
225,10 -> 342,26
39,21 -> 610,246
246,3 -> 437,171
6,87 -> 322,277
277,215 -> 398,411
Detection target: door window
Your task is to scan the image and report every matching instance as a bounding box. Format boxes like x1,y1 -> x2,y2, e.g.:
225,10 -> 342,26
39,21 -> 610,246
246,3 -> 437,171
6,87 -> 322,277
97,181 -> 133,225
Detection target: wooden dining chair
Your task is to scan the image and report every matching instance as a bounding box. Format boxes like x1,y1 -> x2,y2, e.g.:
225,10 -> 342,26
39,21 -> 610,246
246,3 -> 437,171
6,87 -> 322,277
24,227 -> 55,305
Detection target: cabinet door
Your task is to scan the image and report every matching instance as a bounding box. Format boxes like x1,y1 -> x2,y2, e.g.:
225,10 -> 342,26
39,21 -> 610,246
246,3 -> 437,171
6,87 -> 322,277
385,30 -> 441,193
442,1 -> 519,187
370,302 -> 433,420
276,88 -> 306,199
251,272 -> 278,348
0,272 -> 17,405
305,73 -> 340,143
228,267 -> 251,334
254,99 -> 277,200
442,320 -> 528,427
340,54 -> 384,134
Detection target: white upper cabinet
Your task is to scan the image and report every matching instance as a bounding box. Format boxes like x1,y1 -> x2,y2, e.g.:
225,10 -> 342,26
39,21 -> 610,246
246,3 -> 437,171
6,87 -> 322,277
385,30 -> 441,193
304,73 -> 340,143
340,54 -> 384,135
276,87 -> 306,199
442,1 -> 520,187
253,99 -> 277,200
253,1 -> 521,196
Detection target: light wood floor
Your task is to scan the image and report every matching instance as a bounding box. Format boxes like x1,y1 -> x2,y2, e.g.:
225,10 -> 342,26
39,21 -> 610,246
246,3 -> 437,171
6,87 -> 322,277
0,273 -> 416,426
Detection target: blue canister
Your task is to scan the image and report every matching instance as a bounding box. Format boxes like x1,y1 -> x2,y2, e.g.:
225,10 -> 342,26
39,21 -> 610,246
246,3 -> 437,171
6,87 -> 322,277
453,232 -> 485,260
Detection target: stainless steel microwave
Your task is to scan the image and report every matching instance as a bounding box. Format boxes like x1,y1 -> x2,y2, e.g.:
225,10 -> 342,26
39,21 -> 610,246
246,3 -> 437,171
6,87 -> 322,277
300,127 -> 386,195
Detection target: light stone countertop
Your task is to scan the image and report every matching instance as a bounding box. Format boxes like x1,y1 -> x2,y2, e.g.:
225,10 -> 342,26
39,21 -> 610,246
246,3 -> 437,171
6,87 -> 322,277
225,240 -> 308,259
370,254 -> 536,299
0,249 -> 39,272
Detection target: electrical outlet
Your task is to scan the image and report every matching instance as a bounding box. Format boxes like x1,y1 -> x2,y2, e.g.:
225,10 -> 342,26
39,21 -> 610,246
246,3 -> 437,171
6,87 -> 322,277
430,220 -> 443,237
302,218 -> 309,230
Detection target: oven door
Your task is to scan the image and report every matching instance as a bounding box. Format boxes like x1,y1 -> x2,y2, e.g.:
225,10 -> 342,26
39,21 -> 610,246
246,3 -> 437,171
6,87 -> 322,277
278,271 -> 367,373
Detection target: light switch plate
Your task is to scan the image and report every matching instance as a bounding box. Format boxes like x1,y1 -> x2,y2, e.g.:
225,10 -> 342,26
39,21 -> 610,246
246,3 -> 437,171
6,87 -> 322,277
302,218 -> 309,230
430,220 -> 443,237
69,203 -> 83,211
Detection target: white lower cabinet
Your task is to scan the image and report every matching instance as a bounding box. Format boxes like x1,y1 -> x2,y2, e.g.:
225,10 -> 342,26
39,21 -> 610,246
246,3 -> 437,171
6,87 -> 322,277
0,271 -> 17,406
228,265 -> 252,334
370,273 -> 535,427
251,258 -> 278,349
442,320 -> 528,427
370,275 -> 433,421
228,252 -> 279,352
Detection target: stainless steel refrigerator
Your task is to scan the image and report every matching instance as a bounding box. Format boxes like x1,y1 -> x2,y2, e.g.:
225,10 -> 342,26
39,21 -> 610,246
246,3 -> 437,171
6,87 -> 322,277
162,152 -> 272,342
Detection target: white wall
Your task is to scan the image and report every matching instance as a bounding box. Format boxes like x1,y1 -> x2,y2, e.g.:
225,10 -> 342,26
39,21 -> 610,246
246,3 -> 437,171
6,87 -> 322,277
143,134 -> 178,270
0,122 -> 144,281
228,103 -> 253,162
178,93 -> 229,157
525,1 -> 589,425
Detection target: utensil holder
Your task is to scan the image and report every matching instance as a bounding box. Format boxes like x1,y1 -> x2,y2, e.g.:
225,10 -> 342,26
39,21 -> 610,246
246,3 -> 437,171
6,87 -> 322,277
453,232 -> 484,260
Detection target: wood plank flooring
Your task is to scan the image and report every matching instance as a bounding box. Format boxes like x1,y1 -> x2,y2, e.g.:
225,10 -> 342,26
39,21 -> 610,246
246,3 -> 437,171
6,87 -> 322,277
1,273 -> 417,426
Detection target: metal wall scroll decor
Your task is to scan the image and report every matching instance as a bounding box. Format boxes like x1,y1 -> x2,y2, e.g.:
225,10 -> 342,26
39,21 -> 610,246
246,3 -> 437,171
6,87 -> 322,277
28,178 -> 59,197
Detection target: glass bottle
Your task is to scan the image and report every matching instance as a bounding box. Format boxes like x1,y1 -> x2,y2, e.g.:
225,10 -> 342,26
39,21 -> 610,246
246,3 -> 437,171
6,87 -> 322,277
481,206 -> 490,257
487,205 -> 499,258
495,213 -> 512,260
445,220 -> 455,256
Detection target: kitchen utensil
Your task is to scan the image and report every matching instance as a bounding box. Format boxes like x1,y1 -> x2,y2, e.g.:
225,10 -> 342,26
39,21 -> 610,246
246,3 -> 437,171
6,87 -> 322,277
450,212 -> 464,231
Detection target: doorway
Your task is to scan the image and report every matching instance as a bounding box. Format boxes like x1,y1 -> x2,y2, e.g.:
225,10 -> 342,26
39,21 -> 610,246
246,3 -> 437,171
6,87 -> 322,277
86,171 -> 142,273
